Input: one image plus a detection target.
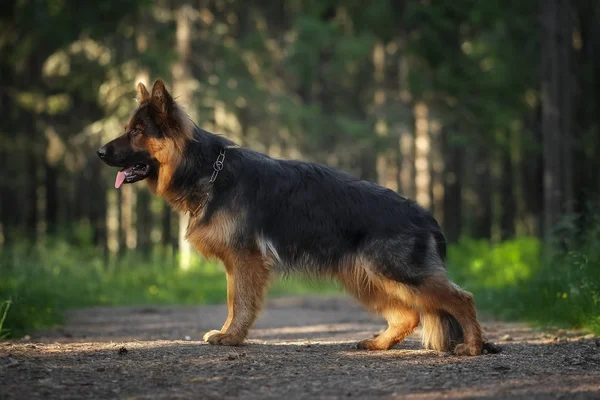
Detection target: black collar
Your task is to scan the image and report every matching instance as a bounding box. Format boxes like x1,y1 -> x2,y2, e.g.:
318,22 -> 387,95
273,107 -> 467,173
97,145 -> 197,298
189,146 -> 229,217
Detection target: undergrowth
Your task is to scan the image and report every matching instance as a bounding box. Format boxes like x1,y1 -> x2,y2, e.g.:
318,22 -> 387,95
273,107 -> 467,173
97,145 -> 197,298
1,206 -> 599,338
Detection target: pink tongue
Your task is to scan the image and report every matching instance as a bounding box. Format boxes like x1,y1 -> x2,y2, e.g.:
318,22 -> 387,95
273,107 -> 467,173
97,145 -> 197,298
115,170 -> 127,189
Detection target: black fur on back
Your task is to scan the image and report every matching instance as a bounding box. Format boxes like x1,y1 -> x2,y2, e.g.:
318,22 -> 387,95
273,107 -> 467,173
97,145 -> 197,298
175,126 -> 448,287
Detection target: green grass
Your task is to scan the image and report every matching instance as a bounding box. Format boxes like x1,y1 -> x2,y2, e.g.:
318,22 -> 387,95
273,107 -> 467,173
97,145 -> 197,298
0,239 -> 339,338
1,209 -> 599,338
0,299 -> 11,339
448,214 -> 600,335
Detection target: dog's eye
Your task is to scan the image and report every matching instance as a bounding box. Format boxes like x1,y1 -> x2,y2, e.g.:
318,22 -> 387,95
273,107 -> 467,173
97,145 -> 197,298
130,128 -> 142,137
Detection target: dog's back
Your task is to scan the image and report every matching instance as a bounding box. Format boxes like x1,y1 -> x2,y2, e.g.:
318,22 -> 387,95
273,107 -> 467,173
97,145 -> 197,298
219,148 -> 445,283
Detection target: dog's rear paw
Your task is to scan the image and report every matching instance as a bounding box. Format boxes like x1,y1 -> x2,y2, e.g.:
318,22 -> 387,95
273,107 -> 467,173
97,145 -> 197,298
454,343 -> 481,356
203,330 -> 244,346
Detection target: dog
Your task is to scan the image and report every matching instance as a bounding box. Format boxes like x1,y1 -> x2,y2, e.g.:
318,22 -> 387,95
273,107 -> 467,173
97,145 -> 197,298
97,79 -> 493,356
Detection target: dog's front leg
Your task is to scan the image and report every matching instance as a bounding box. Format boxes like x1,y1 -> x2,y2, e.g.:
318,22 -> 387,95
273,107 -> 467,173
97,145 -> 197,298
203,253 -> 270,346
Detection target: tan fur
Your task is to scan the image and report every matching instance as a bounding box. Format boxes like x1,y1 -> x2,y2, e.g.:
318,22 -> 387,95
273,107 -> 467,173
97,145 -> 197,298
131,83 -> 269,346
141,104 -> 195,212
203,251 -> 271,346
186,211 -> 242,260
136,82 -> 150,104
357,307 -> 421,351
337,260 -> 483,354
144,137 -> 183,199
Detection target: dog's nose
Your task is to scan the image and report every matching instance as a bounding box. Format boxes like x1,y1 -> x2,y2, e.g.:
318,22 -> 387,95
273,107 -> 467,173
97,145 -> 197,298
97,147 -> 107,159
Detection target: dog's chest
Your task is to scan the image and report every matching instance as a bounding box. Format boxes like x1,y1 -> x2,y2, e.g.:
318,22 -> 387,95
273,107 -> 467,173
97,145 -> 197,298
185,212 -> 238,260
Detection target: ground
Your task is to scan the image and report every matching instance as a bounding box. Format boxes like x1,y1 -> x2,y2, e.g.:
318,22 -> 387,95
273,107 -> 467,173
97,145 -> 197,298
1,296 -> 599,399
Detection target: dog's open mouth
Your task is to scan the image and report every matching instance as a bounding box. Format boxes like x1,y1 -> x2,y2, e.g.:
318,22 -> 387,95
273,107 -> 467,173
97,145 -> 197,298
115,164 -> 151,189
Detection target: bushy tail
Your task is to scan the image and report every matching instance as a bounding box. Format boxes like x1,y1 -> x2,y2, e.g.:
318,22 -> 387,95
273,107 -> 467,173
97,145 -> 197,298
421,311 -> 464,352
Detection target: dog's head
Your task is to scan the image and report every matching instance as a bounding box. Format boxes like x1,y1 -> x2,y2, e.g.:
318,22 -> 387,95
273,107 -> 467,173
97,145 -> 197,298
97,80 -> 192,193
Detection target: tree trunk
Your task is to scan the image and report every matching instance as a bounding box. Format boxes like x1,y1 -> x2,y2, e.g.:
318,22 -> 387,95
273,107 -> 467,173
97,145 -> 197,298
26,146 -> 38,243
173,3 -> 196,269
136,189 -> 153,256
540,0 -> 573,240
397,47 -> 415,199
45,161 -> 58,235
373,42 -> 388,187
359,150 -> 378,183
161,203 -> 173,249
121,185 -> 136,252
0,150 -> 17,245
522,103 -> 543,236
414,102 -> 431,210
472,148 -> 492,239
429,119 -> 444,224
559,0 -> 574,215
499,149 -> 516,240
117,188 -> 125,258
442,129 -> 462,243
89,158 -> 107,253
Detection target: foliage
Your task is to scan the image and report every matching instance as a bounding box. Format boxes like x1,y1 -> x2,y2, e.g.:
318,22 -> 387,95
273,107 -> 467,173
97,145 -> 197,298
3,215 -> 600,338
0,0 -> 599,341
0,300 -> 11,339
0,238 -> 339,338
448,236 -> 541,291
448,207 -> 600,335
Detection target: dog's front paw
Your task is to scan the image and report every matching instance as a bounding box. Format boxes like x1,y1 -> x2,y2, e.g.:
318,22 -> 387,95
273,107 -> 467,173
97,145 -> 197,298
203,330 -> 244,346
356,338 -> 388,351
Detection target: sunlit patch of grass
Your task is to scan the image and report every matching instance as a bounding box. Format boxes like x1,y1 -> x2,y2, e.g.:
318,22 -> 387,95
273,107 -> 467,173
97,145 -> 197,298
448,207 -> 600,335
0,239 -> 339,338
448,236 -> 541,290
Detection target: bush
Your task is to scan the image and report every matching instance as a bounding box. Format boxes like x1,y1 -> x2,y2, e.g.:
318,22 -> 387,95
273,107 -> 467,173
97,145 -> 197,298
448,209 -> 600,335
0,239 -> 339,338
2,209 -> 599,338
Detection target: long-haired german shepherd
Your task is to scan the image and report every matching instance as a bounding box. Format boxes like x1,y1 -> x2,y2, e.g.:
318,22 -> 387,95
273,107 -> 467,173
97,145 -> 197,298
98,80 -> 494,356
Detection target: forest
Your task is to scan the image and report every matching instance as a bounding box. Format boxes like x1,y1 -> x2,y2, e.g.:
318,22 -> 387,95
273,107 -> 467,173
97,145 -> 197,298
0,0 -> 599,337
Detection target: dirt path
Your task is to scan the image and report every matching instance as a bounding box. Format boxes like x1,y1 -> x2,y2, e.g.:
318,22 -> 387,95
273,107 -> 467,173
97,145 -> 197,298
1,296 -> 599,399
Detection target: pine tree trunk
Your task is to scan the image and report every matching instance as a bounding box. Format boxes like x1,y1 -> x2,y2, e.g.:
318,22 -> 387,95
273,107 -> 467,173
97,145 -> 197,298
117,189 -> 125,258
397,48 -> 415,199
522,103 -> 543,236
414,102 -> 431,210
45,161 -> 58,235
473,148 -> 492,239
373,42 -> 388,187
161,203 -> 173,249
173,3 -> 195,269
26,147 -> 38,243
499,149 -> 516,239
442,129 -> 462,243
559,0 -> 573,214
429,119 -> 444,224
136,189 -> 152,256
541,0 -> 571,240
0,150 -> 16,245
89,158 -> 107,253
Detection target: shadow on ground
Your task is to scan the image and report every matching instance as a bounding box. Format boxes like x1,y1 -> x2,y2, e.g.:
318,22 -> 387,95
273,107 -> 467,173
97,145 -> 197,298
1,296 -> 599,399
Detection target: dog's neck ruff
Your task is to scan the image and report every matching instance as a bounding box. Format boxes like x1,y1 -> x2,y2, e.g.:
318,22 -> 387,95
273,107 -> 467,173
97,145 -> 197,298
189,146 -> 229,217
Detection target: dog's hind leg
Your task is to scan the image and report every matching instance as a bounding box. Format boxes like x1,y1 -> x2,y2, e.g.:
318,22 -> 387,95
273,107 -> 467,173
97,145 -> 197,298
416,276 -> 483,356
338,266 -> 420,350
352,233 -> 484,355
356,304 -> 420,350
203,252 -> 270,346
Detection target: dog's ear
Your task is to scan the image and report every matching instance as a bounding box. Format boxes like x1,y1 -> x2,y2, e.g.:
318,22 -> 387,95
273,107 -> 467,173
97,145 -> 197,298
136,82 -> 150,104
151,79 -> 173,114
